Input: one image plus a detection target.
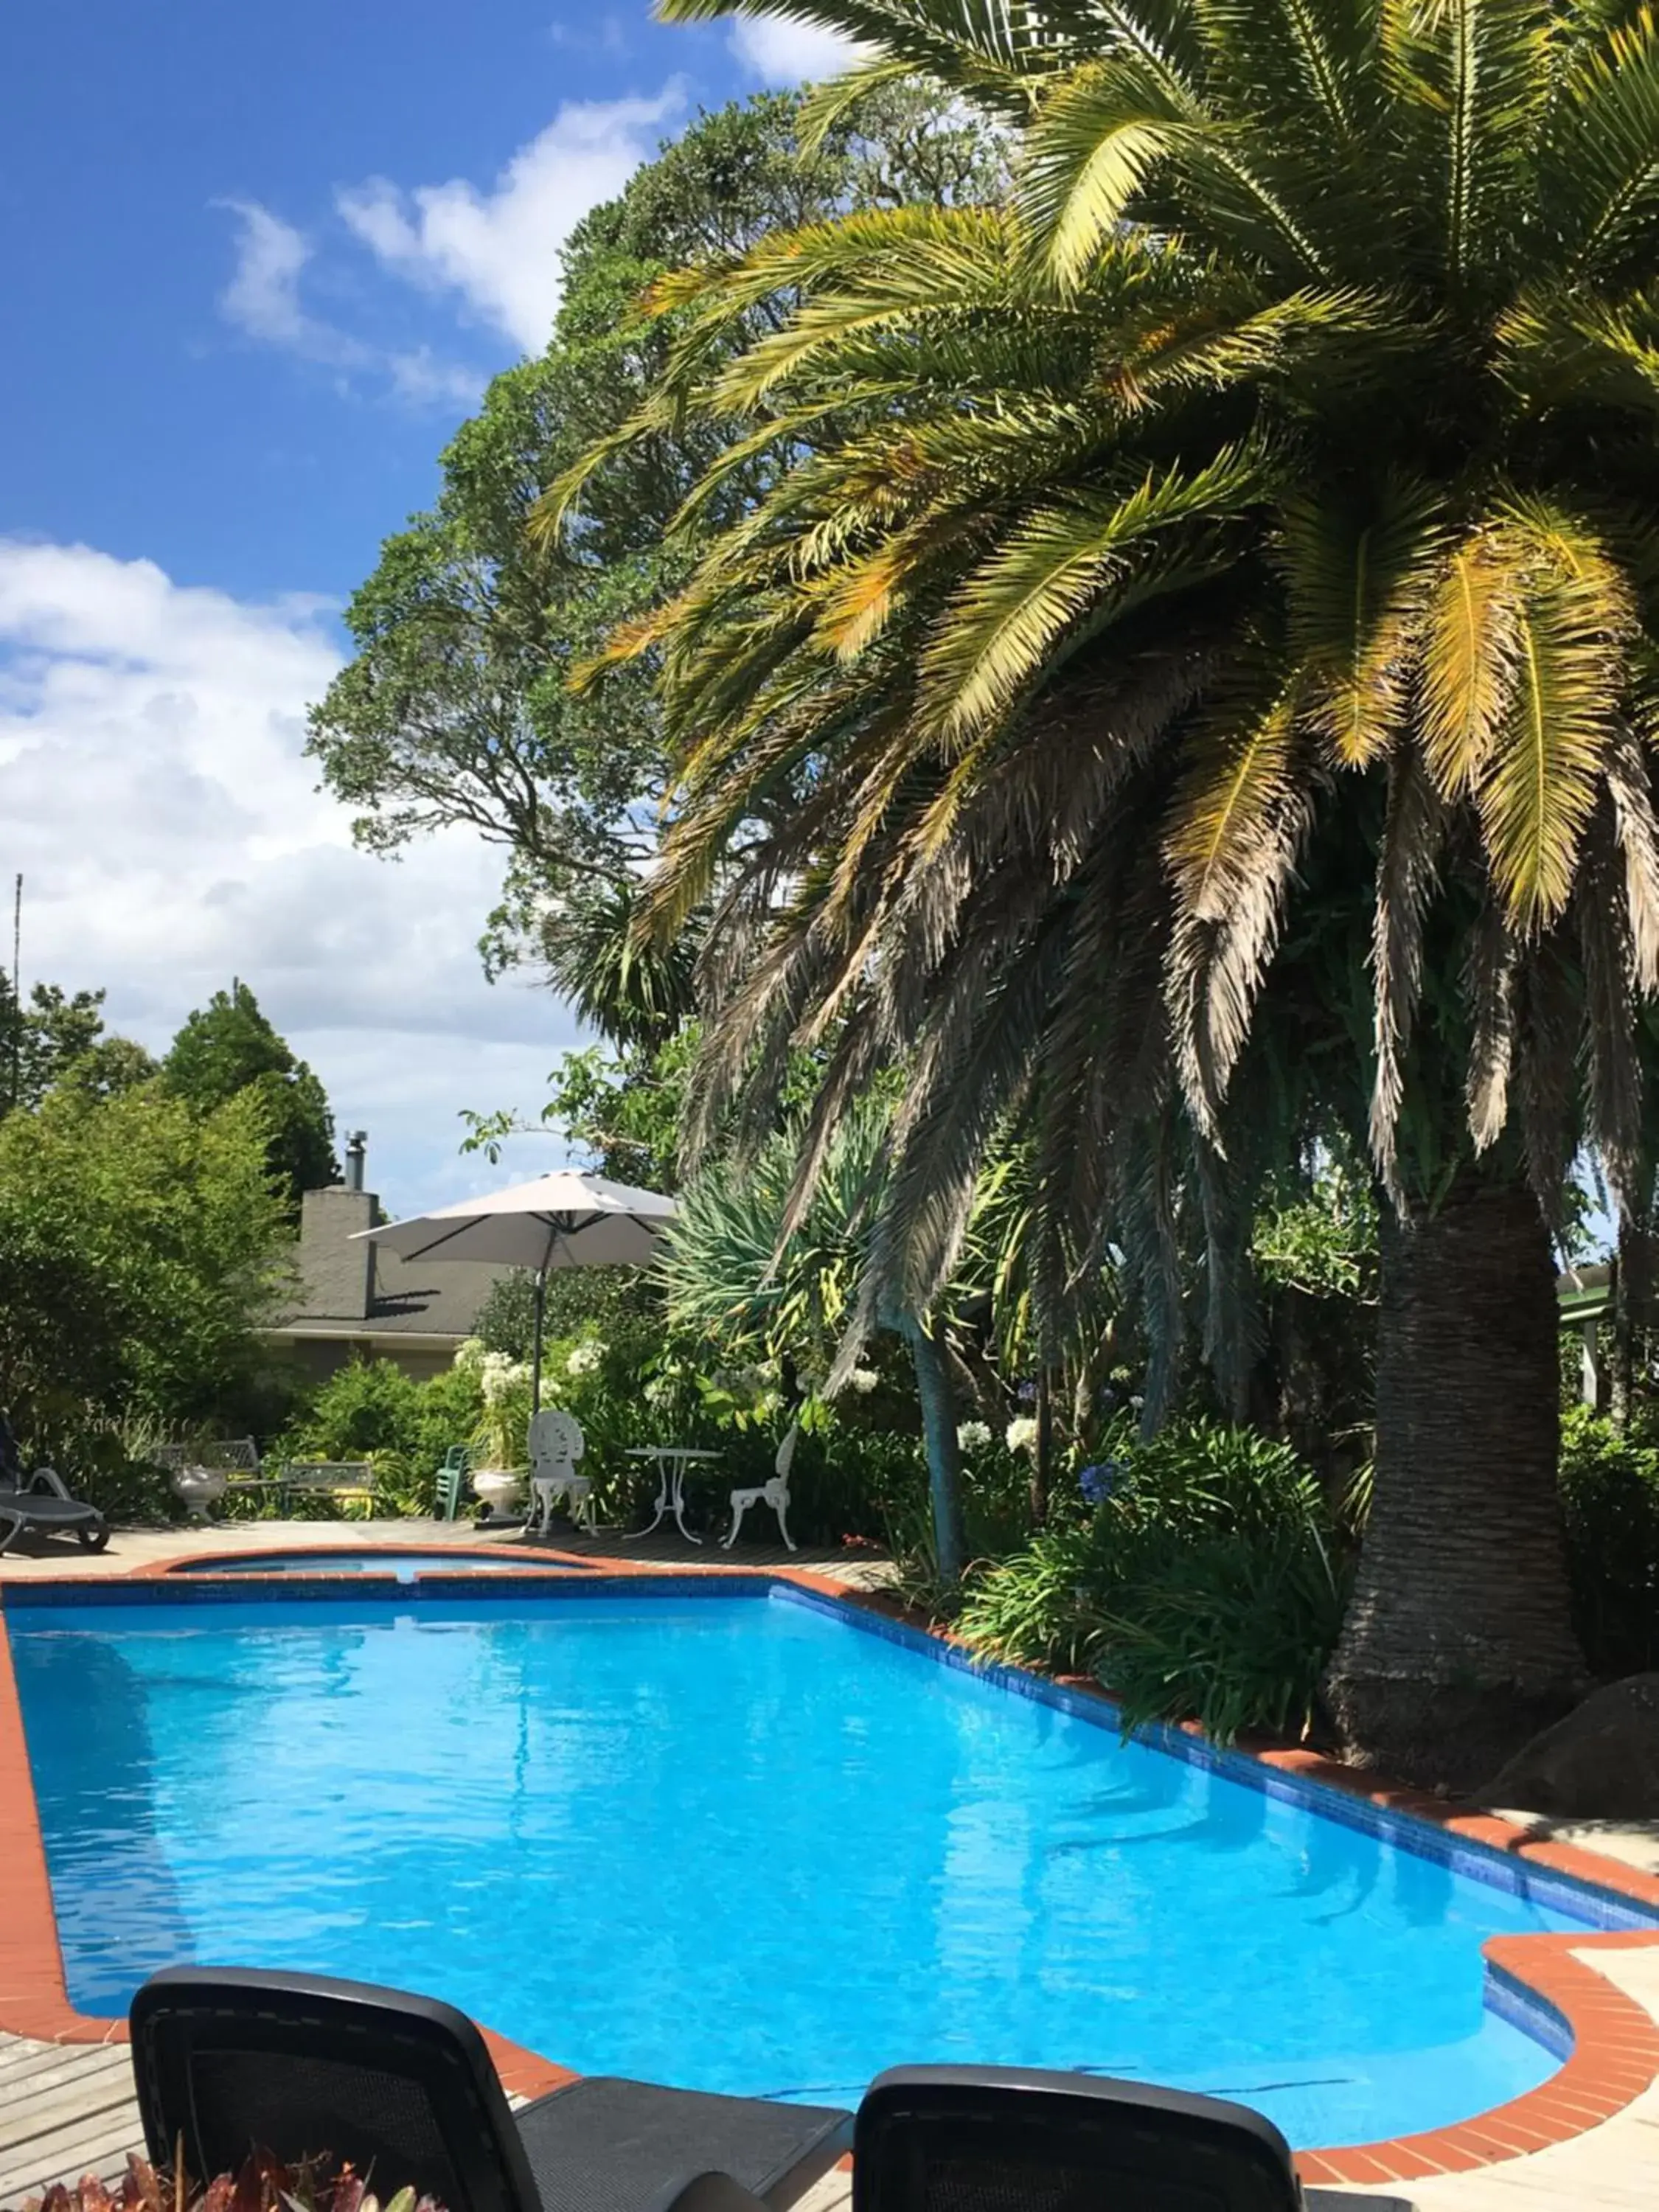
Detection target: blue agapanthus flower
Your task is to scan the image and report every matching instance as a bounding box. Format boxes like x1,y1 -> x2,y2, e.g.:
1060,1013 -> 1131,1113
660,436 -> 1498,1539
1079,1459 -> 1123,1506
1016,1378 -> 1039,1404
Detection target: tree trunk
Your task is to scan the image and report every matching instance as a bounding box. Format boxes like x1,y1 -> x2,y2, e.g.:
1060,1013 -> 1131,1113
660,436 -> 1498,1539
1613,1216 -> 1655,1430
1323,1168 -> 1585,1792
1032,1368 -> 1051,1526
902,1315 -> 967,1582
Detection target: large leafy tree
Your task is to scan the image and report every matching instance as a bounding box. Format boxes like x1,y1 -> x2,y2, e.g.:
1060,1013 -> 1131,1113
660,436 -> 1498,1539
164,983 -> 337,1212
553,0 -> 1659,1781
0,1082 -> 291,1456
0,976 -> 156,1113
307,85 -> 1006,982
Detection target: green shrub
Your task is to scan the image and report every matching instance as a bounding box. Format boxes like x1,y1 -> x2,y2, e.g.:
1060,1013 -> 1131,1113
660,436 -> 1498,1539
956,1419 -> 1345,1742
268,1356 -> 483,1517
1559,1407 -> 1659,1676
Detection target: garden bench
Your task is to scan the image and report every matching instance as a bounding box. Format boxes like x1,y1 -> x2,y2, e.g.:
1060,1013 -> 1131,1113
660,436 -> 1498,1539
278,1460 -> 377,1512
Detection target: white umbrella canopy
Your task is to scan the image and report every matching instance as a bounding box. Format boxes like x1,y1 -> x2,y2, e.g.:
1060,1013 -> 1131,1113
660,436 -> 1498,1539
354,1169 -> 678,1408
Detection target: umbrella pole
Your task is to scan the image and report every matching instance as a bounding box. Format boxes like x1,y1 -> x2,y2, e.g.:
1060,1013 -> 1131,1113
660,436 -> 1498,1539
531,1224 -> 557,1415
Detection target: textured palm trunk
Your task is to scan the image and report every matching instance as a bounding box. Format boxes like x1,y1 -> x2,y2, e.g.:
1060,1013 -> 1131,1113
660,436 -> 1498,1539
1324,1169 -> 1585,1792
901,1315 -> 967,1582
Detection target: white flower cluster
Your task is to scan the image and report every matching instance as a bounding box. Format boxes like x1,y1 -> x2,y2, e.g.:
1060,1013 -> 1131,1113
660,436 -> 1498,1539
479,1352 -> 529,1405
956,1419 -> 992,1455
565,1339 -> 605,1377
848,1367 -> 880,1395
1005,1416 -> 1040,1455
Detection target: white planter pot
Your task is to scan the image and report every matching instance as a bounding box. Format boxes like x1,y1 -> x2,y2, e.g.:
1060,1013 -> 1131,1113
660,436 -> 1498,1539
470,1467 -> 524,1522
172,1466 -> 229,1521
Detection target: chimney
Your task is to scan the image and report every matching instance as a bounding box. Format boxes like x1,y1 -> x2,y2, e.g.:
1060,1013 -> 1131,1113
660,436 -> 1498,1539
297,1133 -> 375,1320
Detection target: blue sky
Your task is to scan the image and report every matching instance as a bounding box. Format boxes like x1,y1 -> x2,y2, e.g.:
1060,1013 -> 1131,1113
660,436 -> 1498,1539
0,0 -> 848,1215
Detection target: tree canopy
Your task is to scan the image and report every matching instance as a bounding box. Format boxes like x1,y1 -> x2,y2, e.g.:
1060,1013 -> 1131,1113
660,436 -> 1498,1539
305,84 -> 1006,982
164,982 -> 337,1211
0,1079 -> 292,1459
540,0 -> 1659,1776
0,975 -> 157,1114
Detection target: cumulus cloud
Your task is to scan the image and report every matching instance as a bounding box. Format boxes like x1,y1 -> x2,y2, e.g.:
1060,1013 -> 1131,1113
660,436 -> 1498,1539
217,200 -> 368,365
726,13 -> 863,82
0,539 -> 576,1212
216,200 -> 481,409
336,89 -> 685,352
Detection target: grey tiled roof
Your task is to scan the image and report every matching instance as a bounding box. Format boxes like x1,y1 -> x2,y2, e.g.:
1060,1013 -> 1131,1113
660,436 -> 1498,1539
269,1184 -> 511,1343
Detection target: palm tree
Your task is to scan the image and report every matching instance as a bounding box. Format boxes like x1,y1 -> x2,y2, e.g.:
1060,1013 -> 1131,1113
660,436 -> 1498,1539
540,881 -> 702,1051
546,0 -> 1659,1784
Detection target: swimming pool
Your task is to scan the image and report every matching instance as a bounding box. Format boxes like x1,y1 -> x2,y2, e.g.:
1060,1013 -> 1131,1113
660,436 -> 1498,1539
5,1579 -> 1647,2151
167,1551 -> 585,1580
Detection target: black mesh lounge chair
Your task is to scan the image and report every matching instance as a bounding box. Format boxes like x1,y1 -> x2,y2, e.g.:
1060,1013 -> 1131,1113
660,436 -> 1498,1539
853,2066 -> 1304,2212
0,1409 -> 108,1555
128,1969 -> 852,2212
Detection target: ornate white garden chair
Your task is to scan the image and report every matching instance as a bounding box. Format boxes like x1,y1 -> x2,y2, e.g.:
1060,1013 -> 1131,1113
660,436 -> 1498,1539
723,1419 -> 801,1552
526,1407 -> 594,1535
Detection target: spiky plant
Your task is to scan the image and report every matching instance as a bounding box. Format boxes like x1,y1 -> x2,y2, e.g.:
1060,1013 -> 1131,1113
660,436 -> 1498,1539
546,0 -> 1659,1782
661,1093 -> 1009,1572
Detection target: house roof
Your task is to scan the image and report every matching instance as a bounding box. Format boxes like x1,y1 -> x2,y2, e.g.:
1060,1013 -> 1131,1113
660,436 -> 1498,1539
266,1178 -> 511,1346
274,1247 -> 509,1342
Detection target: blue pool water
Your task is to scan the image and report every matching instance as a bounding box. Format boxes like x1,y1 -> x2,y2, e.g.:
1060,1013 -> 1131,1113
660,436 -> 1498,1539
7,1584 -> 1638,2149
168,1552 -> 582,1581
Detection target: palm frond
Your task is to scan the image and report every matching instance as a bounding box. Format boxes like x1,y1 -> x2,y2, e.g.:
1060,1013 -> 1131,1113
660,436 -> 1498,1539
914,445 -> 1266,741
1475,506 -> 1635,932
1369,746 -> 1448,1194
1281,477 -> 1445,766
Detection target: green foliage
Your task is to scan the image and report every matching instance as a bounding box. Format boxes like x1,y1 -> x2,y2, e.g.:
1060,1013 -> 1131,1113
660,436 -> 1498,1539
308,83 -> 1007,986
0,1081 -> 293,1470
164,983 -> 337,1212
274,1357 -> 486,1517
1253,1159 -> 1378,1304
0,975 -> 157,1116
1558,1407 -> 1659,1676
957,1422 -> 1346,1741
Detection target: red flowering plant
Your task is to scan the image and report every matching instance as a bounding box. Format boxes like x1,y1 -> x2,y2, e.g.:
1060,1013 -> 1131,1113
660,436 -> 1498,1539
10,2152 -> 445,2212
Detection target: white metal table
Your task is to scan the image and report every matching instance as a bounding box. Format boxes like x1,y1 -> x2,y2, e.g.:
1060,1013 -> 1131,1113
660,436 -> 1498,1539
624,1446 -> 722,1544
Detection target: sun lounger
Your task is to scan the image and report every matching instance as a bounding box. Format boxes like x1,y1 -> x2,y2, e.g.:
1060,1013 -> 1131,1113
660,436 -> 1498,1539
129,1968 -> 852,2212
853,2065 -> 1303,2212
0,1411 -> 108,1555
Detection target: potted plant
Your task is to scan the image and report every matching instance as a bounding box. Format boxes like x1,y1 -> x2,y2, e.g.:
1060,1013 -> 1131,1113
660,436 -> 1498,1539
170,1463 -> 229,1520
464,1346 -> 533,1521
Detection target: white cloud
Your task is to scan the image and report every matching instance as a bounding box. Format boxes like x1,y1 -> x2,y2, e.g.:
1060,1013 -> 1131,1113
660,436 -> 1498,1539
337,89 -> 685,353
216,200 -> 480,410
0,538 -> 579,1214
217,201 -> 366,365
726,14 -> 863,82
386,347 -> 488,409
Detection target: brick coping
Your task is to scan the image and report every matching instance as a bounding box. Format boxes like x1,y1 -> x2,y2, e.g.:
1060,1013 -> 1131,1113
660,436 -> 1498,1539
1,1558 -> 1657,2190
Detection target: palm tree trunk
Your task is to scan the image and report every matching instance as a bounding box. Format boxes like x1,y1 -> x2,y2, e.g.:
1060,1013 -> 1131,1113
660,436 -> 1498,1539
901,1315 -> 967,1582
1324,1166 -> 1585,1792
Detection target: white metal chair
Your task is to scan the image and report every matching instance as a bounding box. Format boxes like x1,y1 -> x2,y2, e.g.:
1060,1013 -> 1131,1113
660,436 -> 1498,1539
527,1408 -> 594,1535
723,1420 -> 800,1552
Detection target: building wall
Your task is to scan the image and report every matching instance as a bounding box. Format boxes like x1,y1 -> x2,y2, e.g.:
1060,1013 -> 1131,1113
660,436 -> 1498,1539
277,1338 -> 462,1386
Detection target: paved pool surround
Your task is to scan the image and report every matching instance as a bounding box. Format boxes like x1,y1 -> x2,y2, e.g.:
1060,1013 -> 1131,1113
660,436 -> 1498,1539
1,1550 -> 1657,2190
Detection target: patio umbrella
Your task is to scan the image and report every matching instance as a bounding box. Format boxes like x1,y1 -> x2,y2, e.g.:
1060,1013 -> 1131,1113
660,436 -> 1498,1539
353,1169 -> 678,1410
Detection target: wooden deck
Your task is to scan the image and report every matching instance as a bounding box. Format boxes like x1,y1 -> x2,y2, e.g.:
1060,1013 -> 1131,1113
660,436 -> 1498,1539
0,2034 -> 140,2202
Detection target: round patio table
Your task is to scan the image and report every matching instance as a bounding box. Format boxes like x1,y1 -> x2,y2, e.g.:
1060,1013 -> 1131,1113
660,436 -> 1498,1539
624,1445 -> 723,1544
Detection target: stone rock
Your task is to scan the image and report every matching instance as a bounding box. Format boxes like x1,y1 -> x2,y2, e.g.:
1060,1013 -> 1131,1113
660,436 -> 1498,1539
1476,1673 -> 1659,1820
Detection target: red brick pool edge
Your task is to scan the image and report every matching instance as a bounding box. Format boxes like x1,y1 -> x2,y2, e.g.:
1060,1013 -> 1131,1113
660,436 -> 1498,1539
2,1561 -> 1657,2186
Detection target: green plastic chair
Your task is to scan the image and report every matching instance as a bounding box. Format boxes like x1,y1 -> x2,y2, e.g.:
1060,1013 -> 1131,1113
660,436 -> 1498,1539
434,1444 -> 469,1523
